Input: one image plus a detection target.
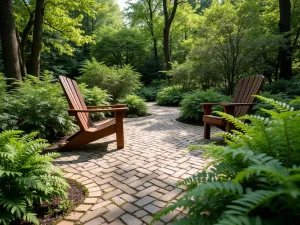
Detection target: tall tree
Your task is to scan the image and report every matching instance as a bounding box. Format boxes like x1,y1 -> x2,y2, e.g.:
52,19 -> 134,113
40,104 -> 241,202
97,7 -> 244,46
0,0 -> 22,81
30,0 -> 45,77
11,0 -> 99,78
169,2 -> 200,63
126,0 -> 162,70
278,0 -> 292,79
91,27 -> 147,68
163,0 -> 179,70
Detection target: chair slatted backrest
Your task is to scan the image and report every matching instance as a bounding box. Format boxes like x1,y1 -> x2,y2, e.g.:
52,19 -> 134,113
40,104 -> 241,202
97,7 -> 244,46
232,75 -> 265,117
59,76 -> 93,131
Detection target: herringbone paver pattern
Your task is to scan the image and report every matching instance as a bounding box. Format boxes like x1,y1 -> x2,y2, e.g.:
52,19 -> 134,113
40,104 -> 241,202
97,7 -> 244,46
54,103 -> 221,225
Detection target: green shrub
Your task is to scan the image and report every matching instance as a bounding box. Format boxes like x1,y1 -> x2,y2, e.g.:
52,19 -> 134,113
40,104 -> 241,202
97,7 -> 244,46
138,79 -> 168,102
154,97 -> 300,225
138,86 -> 158,101
0,130 -> 69,225
78,58 -> 141,100
78,83 -> 111,120
180,89 -> 231,122
119,94 -> 148,117
263,76 -> 300,97
252,91 -> 300,117
151,79 -> 169,87
156,85 -> 185,106
0,72 -> 76,139
0,74 -> 6,112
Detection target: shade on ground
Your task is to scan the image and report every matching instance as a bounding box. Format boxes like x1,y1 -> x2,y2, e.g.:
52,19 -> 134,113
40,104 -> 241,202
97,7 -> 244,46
54,102 -> 221,225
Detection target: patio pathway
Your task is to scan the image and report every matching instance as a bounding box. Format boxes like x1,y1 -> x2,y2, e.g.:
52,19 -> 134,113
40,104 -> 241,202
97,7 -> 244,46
54,103 -> 221,225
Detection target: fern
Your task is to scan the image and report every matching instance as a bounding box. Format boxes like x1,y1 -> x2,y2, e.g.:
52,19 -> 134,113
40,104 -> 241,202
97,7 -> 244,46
210,97 -> 300,167
154,97 -> 300,225
215,216 -> 263,225
0,130 -> 69,224
0,73 -> 77,138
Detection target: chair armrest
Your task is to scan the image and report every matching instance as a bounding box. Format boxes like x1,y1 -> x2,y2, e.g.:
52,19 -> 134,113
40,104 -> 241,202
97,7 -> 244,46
87,104 -> 126,109
201,103 -> 225,115
221,103 -> 256,115
68,108 -> 128,116
200,103 -> 220,106
220,103 -> 256,107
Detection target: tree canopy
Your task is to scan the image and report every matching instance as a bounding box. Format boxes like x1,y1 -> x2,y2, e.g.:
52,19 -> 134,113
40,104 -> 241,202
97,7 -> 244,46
0,0 -> 299,89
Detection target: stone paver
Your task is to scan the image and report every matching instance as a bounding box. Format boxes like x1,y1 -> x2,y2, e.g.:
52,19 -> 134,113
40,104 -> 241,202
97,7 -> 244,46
56,221 -> 74,225
121,214 -> 142,225
79,207 -> 108,223
55,103 -> 221,224
84,217 -> 105,225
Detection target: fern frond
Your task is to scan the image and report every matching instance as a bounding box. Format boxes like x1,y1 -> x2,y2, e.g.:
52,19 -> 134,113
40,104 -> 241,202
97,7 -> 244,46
239,114 -> 270,125
225,190 -> 278,215
215,215 -> 262,225
234,162 -> 286,184
171,215 -> 208,225
177,170 -> 218,187
254,95 -> 293,112
0,130 -> 23,145
215,111 -> 251,133
0,197 -> 27,218
22,212 -> 39,225
290,97 -> 300,104
0,210 -> 15,225
20,132 -> 39,143
17,176 -> 44,190
0,170 -> 22,177
185,181 -> 243,200
0,130 -> 69,223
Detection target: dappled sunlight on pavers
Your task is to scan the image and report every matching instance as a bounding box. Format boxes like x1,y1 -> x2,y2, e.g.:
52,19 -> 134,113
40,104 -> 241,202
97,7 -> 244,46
54,103 -> 221,225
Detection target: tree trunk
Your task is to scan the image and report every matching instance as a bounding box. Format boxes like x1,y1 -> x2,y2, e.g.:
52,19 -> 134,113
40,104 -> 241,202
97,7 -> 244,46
153,37 -> 159,69
147,0 -> 159,69
30,0 -> 45,77
163,27 -> 172,70
162,0 -> 179,71
18,13 -> 35,77
278,0 -> 292,80
0,0 -> 22,81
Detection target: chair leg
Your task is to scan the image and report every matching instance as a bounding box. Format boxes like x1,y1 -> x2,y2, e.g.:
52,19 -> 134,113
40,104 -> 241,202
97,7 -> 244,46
115,112 -> 125,149
204,122 -> 210,139
116,124 -> 124,149
59,131 -> 102,151
66,130 -> 81,141
225,122 -> 234,133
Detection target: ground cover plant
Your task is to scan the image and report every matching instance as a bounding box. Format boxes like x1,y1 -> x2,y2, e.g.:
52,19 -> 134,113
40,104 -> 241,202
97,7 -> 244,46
0,72 -> 76,139
0,75 -> 6,112
153,96 -> 300,225
252,91 -> 300,117
156,85 -> 186,106
180,89 -> 231,122
263,76 -> 300,97
0,130 -> 69,225
138,79 -> 168,102
119,94 -> 148,117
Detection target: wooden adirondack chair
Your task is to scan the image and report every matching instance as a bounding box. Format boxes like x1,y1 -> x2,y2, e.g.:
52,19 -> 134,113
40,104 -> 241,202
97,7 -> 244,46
201,75 -> 265,139
59,76 -> 128,151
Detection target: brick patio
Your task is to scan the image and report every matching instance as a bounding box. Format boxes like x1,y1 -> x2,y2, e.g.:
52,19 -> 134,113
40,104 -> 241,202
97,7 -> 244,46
54,103 -> 221,225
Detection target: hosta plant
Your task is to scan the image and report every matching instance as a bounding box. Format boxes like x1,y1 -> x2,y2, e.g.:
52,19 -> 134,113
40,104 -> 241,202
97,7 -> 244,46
153,96 -> 300,225
0,130 -> 69,225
